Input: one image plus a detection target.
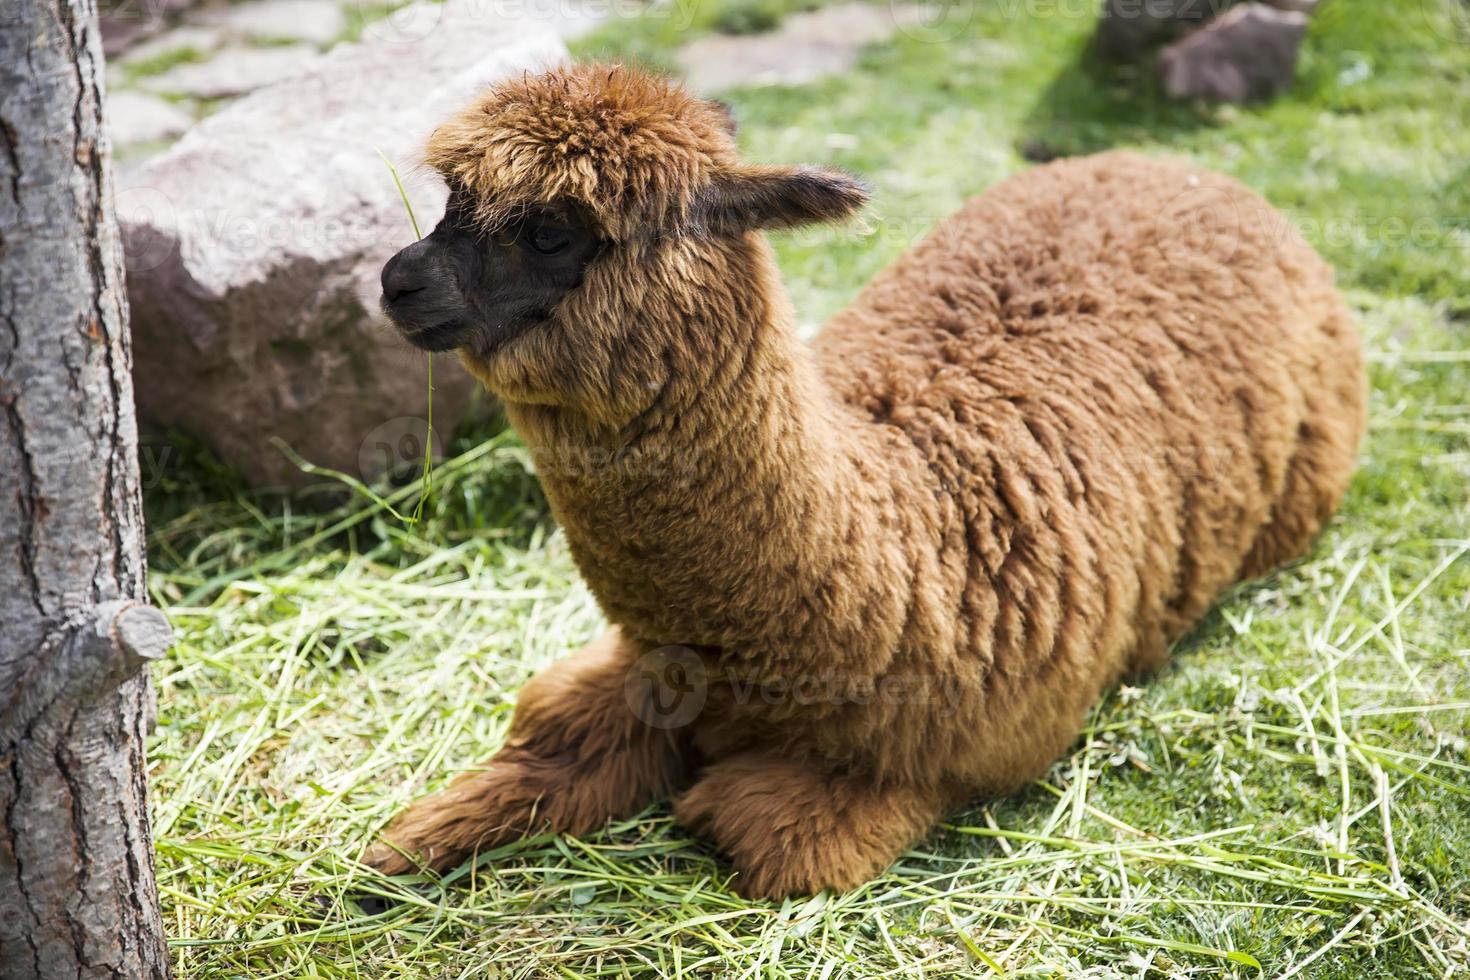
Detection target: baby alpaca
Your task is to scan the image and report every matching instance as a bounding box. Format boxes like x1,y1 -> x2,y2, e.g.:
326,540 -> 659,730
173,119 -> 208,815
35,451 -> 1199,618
367,64 -> 1366,898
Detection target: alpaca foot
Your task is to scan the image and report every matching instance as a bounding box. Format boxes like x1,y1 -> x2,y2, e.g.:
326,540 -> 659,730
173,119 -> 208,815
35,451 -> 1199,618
674,752 -> 945,899
362,751 -> 572,874
363,629 -> 691,876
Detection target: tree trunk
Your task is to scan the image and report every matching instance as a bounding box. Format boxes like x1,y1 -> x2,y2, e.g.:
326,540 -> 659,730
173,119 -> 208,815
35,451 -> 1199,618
0,1 -> 173,977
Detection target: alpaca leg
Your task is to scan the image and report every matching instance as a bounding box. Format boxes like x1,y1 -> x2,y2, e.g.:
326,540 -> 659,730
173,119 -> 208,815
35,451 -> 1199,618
674,752 -> 947,899
363,629 -> 689,874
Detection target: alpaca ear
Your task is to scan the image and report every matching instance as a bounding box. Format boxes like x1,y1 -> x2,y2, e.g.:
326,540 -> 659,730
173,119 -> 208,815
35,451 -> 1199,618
706,99 -> 738,136
695,165 -> 869,235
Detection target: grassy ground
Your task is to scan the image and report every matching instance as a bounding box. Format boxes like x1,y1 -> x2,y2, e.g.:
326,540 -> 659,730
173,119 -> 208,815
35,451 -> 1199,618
145,0 -> 1470,975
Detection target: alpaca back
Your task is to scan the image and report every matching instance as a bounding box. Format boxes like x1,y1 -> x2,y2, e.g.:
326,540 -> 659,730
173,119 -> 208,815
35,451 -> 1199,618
810,151 -> 1365,786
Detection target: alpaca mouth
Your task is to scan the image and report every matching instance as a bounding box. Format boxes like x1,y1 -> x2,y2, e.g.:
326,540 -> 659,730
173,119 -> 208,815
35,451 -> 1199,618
380,290 -> 473,351
401,319 -> 470,352
460,312 -> 549,359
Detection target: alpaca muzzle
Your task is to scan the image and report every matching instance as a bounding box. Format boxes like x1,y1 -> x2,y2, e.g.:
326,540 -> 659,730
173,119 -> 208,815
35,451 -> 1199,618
380,240 -> 472,350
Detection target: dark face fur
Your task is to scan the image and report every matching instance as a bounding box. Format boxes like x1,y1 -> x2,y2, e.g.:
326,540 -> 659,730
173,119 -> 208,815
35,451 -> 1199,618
380,188 -> 603,354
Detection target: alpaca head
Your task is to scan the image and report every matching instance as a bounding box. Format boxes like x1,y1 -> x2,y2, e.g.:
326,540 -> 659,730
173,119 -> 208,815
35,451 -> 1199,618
380,63 -> 867,422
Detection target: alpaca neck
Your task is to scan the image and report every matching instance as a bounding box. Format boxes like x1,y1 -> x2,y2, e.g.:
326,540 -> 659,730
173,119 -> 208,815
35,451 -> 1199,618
507,239 -> 904,657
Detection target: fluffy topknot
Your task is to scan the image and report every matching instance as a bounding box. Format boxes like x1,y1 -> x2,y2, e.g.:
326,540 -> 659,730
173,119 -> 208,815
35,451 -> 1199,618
425,63 -> 742,241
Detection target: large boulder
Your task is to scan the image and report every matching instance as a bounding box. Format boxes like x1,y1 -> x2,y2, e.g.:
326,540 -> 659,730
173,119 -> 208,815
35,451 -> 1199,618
116,4 -> 569,488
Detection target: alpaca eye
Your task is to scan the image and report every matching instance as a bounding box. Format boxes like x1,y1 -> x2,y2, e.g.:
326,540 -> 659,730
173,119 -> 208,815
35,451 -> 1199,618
526,226 -> 571,256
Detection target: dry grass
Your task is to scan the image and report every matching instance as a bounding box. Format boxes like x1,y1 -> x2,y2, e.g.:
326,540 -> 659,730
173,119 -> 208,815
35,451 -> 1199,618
145,0 -> 1470,974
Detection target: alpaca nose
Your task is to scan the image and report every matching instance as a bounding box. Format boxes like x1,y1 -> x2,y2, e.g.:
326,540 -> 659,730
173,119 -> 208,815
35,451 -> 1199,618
381,240 -> 431,303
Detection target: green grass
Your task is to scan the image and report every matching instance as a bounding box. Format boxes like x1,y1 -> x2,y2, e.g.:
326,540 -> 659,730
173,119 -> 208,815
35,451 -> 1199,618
709,0 -> 823,36
147,0 -> 1470,975
117,44 -> 208,85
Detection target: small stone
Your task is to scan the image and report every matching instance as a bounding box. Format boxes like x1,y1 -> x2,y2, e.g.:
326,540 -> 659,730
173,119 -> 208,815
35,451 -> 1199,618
106,90 -> 195,146
102,16 -> 153,56
1158,2 -> 1309,103
100,0 -> 203,56
1094,0 -> 1312,63
677,3 -> 927,94
1094,0 -> 1228,63
139,44 -> 323,99
220,0 -> 347,45
1018,138 -> 1064,163
118,25 -> 227,68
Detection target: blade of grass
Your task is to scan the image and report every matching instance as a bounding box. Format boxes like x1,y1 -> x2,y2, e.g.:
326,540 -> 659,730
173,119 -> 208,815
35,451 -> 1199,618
376,147 -> 434,527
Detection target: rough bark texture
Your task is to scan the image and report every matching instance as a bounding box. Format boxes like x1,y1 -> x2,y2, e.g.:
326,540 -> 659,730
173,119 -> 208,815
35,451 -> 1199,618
0,0 -> 173,977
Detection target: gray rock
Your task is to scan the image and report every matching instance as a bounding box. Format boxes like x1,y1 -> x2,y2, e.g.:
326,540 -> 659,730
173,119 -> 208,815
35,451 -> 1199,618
218,0 -> 348,45
138,44 -> 324,99
1158,2 -> 1308,103
116,4 -> 569,488
1094,0 -> 1235,62
106,90 -> 195,146
677,3 -> 926,94
117,25 -> 227,67
1095,0 -> 1313,62
101,0 -> 204,56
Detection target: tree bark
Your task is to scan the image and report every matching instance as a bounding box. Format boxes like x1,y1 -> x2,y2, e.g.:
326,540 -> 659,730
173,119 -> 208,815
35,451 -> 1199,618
0,1 -> 173,977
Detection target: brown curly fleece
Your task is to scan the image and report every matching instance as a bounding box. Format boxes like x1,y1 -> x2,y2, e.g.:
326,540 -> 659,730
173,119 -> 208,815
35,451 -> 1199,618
364,64 -> 1367,898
